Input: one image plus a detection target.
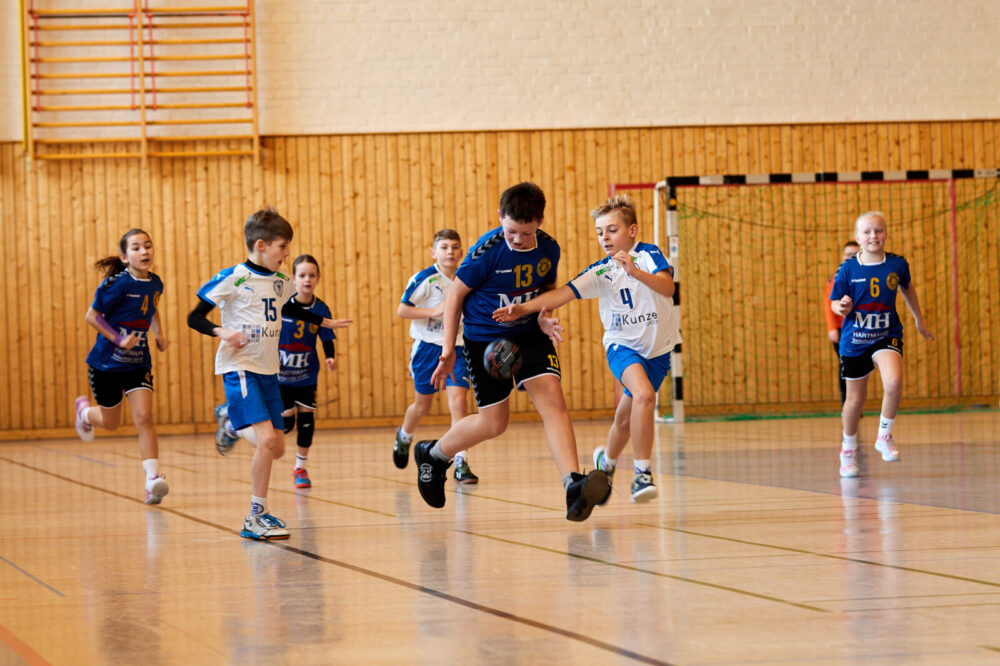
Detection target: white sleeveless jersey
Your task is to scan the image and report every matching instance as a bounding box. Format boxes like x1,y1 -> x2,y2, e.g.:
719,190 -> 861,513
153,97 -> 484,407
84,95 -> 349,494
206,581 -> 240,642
567,242 -> 681,358
400,263 -> 463,346
197,263 -> 295,375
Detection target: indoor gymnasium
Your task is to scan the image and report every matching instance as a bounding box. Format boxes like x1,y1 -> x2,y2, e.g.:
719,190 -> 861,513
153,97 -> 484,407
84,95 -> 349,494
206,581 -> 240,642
1,1 -> 999,664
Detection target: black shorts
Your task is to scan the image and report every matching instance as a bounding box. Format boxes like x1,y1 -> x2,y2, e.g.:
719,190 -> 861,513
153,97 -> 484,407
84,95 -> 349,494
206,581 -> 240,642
88,365 -> 153,408
840,337 -> 903,380
280,384 -> 317,411
463,328 -> 561,409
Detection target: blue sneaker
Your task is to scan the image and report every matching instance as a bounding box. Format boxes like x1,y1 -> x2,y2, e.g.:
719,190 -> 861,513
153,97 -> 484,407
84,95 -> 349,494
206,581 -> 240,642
240,512 -> 289,540
630,471 -> 658,503
214,403 -> 238,455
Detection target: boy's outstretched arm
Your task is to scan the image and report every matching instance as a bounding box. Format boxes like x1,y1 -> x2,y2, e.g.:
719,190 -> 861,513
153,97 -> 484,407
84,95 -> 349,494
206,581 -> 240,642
491,284 -> 575,323
899,284 -> 935,340
281,300 -> 351,330
430,278 -> 470,390
397,303 -> 443,320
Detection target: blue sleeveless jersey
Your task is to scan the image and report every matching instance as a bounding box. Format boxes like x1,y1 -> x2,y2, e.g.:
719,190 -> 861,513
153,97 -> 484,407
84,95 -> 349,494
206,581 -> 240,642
85,270 -> 163,371
830,253 -> 911,357
278,296 -> 336,386
456,227 -> 560,341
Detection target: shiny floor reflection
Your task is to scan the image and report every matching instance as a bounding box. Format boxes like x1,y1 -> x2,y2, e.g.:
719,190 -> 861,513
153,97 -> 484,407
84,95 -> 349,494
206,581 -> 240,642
1,411 -> 999,664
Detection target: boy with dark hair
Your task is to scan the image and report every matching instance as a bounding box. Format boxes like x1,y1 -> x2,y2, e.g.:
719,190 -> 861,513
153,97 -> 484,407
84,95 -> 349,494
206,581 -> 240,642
416,182 -> 610,521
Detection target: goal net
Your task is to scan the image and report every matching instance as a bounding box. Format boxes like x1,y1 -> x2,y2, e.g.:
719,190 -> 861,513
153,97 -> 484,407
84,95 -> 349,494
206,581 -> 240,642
612,170 -> 1000,418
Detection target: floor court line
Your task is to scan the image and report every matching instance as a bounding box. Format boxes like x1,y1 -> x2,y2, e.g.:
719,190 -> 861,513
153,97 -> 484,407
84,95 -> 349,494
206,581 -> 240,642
0,622 -> 52,666
0,455 -> 673,665
638,522 -> 1000,589
0,556 -> 64,598
458,528 -> 829,613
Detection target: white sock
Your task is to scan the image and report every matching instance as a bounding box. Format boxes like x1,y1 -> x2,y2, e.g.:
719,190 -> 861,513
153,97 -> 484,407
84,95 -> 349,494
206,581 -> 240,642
877,416 -> 894,440
429,442 -> 451,463
81,407 -> 92,425
842,432 -> 858,451
142,458 -> 159,479
251,496 -> 267,516
398,427 -> 413,442
295,454 -> 308,470
603,453 -> 618,470
455,451 -> 467,463
634,459 -> 651,473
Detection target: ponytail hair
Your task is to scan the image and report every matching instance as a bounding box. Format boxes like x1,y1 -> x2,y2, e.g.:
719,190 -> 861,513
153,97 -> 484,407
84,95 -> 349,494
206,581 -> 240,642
94,228 -> 150,280
292,254 -> 320,274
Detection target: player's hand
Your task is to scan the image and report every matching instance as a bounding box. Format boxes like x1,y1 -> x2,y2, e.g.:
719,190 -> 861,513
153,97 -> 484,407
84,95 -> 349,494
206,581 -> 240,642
916,323 -> 935,341
827,329 -> 839,345
325,357 -> 337,371
117,332 -> 141,349
430,348 -> 456,391
325,318 -> 352,329
219,328 -> 248,348
833,295 -> 853,316
156,336 -> 170,352
429,304 -> 445,319
538,307 -> 564,348
492,303 -> 523,323
613,250 -> 637,276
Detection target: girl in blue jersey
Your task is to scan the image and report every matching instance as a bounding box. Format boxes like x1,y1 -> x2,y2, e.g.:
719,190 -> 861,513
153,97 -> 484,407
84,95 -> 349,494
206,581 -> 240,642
830,211 -> 934,478
279,255 -> 338,489
74,229 -> 170,505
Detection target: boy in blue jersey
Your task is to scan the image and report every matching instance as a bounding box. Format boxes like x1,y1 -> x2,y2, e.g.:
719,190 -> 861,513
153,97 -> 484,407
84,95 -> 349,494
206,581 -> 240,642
830,211 -> 934,478
188,208 -> 351,539
393,229 -> 478,484
416,182 -> 610,521
74,229 -> 171,505
493,195 -> 680,503
279,255 -> 339,489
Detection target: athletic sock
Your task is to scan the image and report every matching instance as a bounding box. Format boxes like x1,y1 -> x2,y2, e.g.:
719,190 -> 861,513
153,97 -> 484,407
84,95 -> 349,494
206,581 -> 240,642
633,459 -> 651,474
141,458 -> 159,479
81,407 -> 92,425
398,427 -> 413,442
294,454 -> 308,470
561,472 -> 574,490
842,432 -> 858,451
877,416 -> 895,440
429,442 -> 451,463
250,496 -> 267,516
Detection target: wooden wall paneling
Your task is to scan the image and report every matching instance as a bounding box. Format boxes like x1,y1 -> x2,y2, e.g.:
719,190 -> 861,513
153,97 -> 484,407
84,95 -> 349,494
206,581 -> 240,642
0,146 -> 14,427
372,133 -> 392,417
327,136 -> 349,420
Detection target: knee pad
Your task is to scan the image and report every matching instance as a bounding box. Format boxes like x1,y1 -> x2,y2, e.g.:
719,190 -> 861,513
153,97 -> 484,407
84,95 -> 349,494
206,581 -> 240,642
283,413 -> 296,434
296,411 -> 314,449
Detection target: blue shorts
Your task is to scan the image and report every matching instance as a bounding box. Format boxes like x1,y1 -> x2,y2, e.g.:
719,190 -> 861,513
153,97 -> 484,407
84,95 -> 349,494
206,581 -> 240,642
606,345 -> 671,398
222,370 -> 284,431
410,340 -> 470,395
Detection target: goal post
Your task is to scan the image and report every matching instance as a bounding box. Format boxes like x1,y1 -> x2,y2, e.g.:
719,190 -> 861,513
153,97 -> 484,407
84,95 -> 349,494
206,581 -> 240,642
611,168 -> 1000,419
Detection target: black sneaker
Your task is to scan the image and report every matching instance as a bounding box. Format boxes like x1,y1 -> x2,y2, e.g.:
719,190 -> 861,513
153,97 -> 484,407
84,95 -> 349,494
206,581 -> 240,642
453,459 -> 479,485
414,440 -> 452,508
392,428 -> 411,469
565,470 -> 611,522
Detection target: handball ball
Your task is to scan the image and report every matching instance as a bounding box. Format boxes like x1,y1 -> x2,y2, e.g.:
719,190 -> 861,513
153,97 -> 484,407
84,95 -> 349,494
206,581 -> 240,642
483,338 -> 523,379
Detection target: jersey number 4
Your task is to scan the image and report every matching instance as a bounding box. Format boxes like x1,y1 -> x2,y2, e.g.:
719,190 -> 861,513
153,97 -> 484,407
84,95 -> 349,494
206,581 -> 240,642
620,288 -> 634,309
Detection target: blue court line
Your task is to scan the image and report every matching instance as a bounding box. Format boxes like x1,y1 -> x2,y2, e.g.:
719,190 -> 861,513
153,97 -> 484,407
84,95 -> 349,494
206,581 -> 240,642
32,445 -> 116,467
0,556 -> 65,598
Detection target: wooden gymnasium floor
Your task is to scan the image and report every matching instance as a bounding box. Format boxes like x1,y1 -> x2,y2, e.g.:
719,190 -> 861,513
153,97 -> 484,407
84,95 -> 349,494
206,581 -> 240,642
2,411 -> 1000,665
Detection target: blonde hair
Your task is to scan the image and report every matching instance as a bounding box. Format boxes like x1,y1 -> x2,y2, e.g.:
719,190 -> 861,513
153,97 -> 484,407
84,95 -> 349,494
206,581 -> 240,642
854,210 -> 886,233
591,194 -> 637,227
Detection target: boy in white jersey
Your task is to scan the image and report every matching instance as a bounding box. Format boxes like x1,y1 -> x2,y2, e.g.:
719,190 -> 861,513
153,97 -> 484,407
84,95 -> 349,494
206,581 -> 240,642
830,211 -> 933,477
392,229 -> 478,484
188,208 -> 351,539
494,195 -> 680,502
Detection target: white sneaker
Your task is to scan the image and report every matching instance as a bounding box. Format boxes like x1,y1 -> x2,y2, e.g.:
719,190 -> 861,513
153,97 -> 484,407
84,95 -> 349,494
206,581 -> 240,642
240,512 -> 289,540
144,475 -> 169,505
839,448 -> 859,478
74,396 -> 95,442
875,434 -> 900,462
